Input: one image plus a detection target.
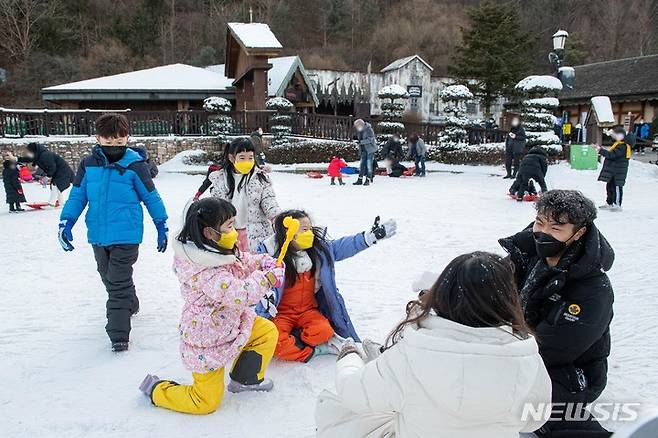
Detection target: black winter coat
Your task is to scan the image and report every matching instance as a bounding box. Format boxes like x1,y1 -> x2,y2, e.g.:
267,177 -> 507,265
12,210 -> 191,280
517,146 -> 548,178
2,162 -> 27,204
598,141 -> 630,186
505,125 -> 527,154
19,143 -> 74,192
499,223 -> 614,404
382,138 -> 403,161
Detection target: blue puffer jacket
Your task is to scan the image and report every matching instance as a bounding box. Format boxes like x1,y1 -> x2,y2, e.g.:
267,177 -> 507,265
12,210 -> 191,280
255,231 -> 369,341
61,146 -> 168,246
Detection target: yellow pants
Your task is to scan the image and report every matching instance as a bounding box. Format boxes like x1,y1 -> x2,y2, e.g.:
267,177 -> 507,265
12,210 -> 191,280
152,316 -> 278,415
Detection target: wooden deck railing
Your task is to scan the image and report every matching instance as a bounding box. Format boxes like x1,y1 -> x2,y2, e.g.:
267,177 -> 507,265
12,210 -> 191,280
1,108 -> 507,145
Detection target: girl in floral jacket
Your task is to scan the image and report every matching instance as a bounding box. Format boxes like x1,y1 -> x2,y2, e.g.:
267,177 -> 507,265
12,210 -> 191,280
140,198 -> 284,415
211,137 -> 280,252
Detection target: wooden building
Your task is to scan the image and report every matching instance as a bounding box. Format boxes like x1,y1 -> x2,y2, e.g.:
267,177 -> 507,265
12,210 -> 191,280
560,55 -> 658,127
41,23 -> 317,112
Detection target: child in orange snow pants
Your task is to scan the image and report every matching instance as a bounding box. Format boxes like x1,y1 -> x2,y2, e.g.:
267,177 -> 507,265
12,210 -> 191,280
272,271 -> 334,362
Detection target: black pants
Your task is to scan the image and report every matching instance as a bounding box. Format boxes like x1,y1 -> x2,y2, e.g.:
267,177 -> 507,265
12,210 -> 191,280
505,147 -> 521,176
605,181 -> 623,206
330,176 -> 343,184
511,173 -> 547,197
8,202 -> 22,211
93,244 -> 140,342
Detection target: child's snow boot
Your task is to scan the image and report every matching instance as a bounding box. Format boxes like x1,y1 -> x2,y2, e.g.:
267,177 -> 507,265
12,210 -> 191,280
353,178 -> 363,185
331,180 -> 336,186
139,374 -> 162,397
227,378 -> 274,393
112,341 -> 129,352
339,180 -> 346,186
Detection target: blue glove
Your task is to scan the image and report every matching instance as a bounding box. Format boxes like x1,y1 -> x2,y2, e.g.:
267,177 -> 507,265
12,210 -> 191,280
155,220 -> 168,253
58,219 -> 74,251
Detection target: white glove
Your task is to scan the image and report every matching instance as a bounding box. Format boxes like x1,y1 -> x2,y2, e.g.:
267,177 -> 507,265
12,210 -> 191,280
365,216 -> 397,246
337,338 -> 363,361
259,289 -> 277,318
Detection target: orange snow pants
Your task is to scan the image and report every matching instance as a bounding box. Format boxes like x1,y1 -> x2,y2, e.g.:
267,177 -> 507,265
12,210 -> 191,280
272,272 -> 334,362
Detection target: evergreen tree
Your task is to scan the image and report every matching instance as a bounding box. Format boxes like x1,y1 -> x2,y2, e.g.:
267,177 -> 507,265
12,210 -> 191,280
449,0 -> 535,116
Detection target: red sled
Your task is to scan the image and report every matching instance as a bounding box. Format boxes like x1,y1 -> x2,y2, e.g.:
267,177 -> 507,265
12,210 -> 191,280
403,166 -> 417,177
507,193 -> 540,202
306,172 -> 324,179
26,202 -> 51,210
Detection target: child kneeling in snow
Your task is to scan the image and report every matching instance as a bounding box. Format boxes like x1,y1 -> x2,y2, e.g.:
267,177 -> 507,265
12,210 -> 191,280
140,198 -> 285,415
509,145 -> 548,201
256,210 -> 396,362
316,252 -> 552,438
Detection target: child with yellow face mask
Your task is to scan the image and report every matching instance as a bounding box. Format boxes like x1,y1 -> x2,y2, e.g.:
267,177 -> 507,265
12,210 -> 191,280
139,197 -> 285,414
209,137 -> 281,252
256,210 -> 397,362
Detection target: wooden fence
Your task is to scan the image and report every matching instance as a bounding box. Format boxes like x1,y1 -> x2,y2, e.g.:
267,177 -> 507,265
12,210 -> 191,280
0,108 -> 507,145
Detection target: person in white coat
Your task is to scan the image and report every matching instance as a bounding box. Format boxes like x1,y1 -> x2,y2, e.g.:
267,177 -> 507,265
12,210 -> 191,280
316,251 -> 552,438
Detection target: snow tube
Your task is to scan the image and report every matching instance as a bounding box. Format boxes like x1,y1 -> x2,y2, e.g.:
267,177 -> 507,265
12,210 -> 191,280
403,166 -> 417,177
507,193 -> 540,202
306,172 -> 324,179
341,167 -> 358,175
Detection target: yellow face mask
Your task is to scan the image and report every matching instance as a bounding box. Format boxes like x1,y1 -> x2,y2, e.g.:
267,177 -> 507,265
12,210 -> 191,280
295,230 -> 315,250
234,160 -> 255,175
216,228 -> 238,250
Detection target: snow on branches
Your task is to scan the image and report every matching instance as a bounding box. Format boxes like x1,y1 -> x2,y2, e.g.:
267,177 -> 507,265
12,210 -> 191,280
203,96 -> 232,138
377,84 -> 409,100
516,75 -> 562,147
438,84 -> 473,150
266,97 -> 294,147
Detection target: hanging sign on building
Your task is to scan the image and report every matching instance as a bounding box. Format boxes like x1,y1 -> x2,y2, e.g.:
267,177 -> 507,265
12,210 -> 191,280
407,85 -> 422,98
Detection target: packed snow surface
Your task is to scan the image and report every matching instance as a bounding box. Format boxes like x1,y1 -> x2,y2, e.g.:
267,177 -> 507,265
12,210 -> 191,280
2,160 -> 658,437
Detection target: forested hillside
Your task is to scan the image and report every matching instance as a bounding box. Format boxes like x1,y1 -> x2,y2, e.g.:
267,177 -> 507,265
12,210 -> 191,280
1,0 -> 656,106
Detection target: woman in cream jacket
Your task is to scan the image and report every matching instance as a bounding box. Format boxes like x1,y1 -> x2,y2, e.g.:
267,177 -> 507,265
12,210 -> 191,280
316,252 -> 552,438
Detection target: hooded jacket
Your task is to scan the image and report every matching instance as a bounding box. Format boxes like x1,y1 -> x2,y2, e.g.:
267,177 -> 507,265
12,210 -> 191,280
20,143 -> 74,192
598,141 -> 631,186
356,122 -> 378,154
518,146 -> 548,178
255,231 -> 369,341
210,168 -> 280,252
2,161 -> 26,204
172,239 -> 284,373
316,315 -> 552,438
61,146 -> 168,246
499,223 -> 614,403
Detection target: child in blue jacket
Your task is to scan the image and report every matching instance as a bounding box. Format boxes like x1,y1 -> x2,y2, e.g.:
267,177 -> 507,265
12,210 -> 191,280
58,113 -> 169,352
256,210 -> 396,362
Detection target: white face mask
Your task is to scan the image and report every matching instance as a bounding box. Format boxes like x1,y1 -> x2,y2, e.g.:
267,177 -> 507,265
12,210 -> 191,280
614,133 -> 625,141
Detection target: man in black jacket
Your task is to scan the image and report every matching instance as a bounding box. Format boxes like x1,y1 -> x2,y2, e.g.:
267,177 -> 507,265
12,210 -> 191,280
509,146 -> 548,201
500,190 -> 614,438
14,143 -> 74,207
504,116 -> 527,179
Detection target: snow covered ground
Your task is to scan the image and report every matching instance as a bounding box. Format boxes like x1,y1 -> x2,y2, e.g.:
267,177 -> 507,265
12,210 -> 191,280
1,159 -> 658,437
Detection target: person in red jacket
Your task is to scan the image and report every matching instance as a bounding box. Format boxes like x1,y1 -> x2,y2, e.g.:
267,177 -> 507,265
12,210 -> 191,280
327,156 -> 347,186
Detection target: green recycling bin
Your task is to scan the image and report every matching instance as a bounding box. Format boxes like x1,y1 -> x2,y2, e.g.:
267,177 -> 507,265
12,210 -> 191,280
570,144 -> 599,170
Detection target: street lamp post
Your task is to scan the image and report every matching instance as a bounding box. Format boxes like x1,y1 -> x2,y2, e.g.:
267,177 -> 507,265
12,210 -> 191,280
548,29 -> 575,90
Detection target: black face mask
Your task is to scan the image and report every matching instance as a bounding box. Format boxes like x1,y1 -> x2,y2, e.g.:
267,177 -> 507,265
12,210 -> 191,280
533,230 -> 580,259
101,146 -> 127,163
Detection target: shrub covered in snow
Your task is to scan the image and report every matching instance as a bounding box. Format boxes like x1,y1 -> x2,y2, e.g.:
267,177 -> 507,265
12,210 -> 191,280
266,97 -> 294,147
377,84 -> 409,142
438,85 -> 474,150
203,96 -> 233,139
516,75 -> 562,147
267,137 -> 360,164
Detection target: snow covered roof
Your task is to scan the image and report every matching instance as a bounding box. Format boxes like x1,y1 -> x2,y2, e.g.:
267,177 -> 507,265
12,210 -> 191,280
43,64 -> 233,92
590,96 -> 616,125
227,23 -> 282,50
381,55 -> 433,73
560,54 -> 658,103
206,56 -> 318,105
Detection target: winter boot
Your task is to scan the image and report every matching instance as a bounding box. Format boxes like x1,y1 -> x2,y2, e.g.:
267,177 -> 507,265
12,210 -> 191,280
353,178 -> 363,186
139,374 -> 161,397
503,174 -> 513,179
363,178 -> 370,186
311,343 -> 334,359
227,378 -> 274,393
331,180 -> 336,186
609,205 -> 623,212
15,205 -> 25,212
339,180 -> 346,186
598,204 -> 612,210
112,341 -> 129,352
327,334 -> 351,354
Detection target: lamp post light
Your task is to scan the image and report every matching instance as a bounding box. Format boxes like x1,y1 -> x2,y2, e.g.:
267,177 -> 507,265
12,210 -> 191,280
548,29 -> 575,90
